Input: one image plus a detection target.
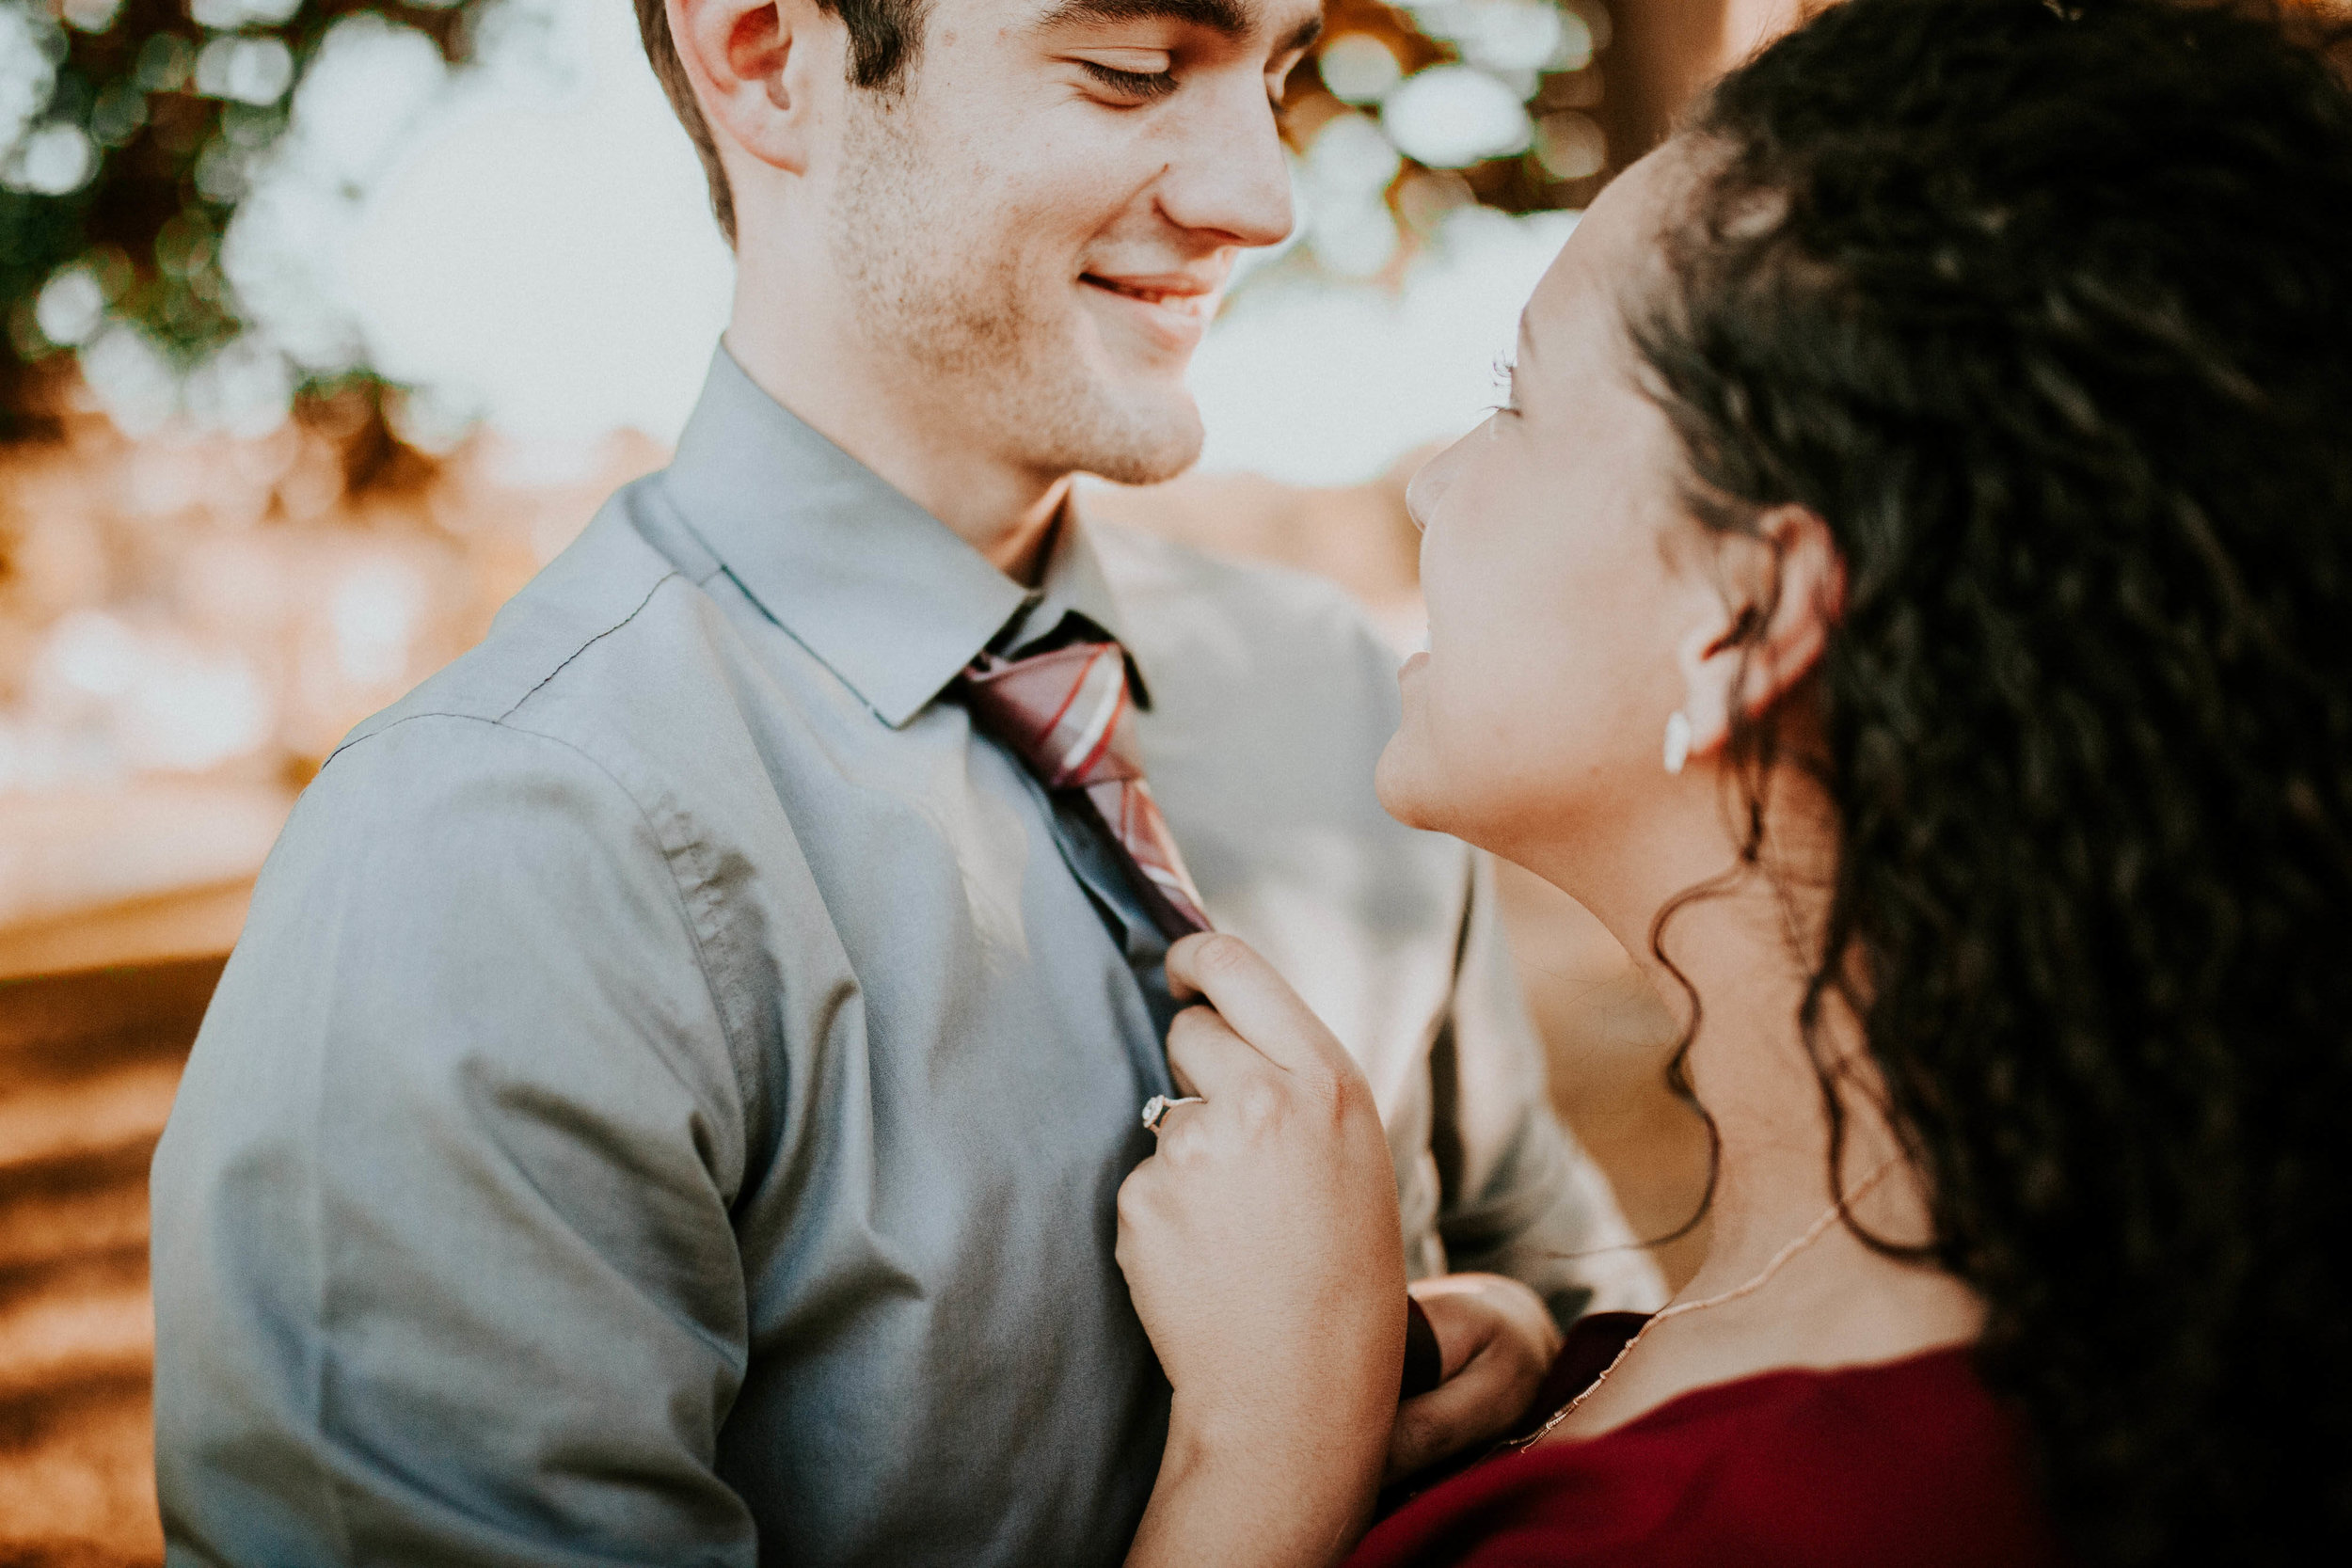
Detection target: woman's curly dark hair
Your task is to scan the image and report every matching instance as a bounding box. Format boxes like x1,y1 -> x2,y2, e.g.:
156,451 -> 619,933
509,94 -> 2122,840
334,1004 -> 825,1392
1629,0 -> 2352,1559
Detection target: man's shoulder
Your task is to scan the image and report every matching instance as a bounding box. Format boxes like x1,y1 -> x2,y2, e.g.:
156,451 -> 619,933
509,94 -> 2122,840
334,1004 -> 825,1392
341,483 -> 682,740
304,477 -> 803,892
333,478 -> 769,787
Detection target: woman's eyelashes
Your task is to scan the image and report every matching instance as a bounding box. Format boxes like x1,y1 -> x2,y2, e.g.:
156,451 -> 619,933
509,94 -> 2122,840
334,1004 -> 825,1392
1077,58 -> 1180,103
1488,356 -> 1523,416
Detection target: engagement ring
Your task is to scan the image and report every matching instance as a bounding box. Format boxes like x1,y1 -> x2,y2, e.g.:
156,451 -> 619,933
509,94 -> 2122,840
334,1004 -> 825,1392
1139,1094 -> 1204,1132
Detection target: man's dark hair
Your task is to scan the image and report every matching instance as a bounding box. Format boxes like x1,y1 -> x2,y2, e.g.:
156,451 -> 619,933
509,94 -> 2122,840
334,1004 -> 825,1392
633,0 -> 931,245
1632,0 -> 2352,1560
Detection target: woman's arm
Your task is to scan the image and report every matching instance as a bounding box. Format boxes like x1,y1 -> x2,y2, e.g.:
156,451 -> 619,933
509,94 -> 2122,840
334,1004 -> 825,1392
1116,935 -> 1406,1568
1125,1396 -> 1381,1568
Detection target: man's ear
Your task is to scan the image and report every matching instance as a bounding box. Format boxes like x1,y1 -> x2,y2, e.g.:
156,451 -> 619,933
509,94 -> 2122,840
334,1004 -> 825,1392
1674,505 -> 1845,765
669,0 -> 836,176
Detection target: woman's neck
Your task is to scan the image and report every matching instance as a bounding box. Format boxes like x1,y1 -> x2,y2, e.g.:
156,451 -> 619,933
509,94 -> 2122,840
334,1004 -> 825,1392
1638,880 -> 1924,1280
1518,786 -> 1980,1440
1518,764 -> 1918,1275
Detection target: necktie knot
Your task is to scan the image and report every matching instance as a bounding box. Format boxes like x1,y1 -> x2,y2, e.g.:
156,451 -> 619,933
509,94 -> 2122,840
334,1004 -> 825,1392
961,641 -> 1140,791
959,637 -> 1211,939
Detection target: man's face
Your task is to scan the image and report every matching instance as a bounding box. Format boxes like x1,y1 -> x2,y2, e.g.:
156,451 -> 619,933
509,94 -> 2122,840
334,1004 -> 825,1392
828,0 -> 1317,485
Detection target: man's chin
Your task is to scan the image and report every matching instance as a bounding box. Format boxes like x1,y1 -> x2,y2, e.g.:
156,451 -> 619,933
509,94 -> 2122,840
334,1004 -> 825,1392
1069,389 -> 1205,488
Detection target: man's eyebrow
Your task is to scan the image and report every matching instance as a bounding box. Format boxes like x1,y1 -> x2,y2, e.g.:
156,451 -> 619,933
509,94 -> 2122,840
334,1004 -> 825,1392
1035,0 -> 1252,37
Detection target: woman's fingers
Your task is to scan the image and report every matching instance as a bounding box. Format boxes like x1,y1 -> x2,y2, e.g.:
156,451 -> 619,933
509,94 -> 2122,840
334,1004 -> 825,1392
1387,1354 -> 1524,1482
1162,1004 -> 1259,1102
1384,1275 -> 1563,1481
1165,934 -> 1353,1080
1116,942 -> 1412,1546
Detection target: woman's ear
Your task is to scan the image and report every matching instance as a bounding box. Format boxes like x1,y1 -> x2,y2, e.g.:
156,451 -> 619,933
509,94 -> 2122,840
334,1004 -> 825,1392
669,0 -> 836,177
1674,505 -> 1845,766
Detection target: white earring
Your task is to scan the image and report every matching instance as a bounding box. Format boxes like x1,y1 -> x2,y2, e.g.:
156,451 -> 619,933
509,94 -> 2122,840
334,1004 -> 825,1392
1662,711 -> 1692,776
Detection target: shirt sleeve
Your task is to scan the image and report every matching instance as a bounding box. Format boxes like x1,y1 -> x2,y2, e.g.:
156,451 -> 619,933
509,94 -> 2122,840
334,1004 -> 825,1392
1428,852 -> 1668,1323
151,712 -> 758,1566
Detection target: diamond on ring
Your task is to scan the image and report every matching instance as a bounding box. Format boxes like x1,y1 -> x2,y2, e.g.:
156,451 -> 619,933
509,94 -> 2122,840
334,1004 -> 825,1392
1140,1093 -> 1204,1132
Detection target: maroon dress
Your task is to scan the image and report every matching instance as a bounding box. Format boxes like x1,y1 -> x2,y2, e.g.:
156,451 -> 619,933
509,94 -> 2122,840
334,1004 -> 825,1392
1348,1313 -> 2067,1568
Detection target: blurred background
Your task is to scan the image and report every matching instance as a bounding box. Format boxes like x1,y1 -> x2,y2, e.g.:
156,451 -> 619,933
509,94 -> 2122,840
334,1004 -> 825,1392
0,0 -> 1790,1557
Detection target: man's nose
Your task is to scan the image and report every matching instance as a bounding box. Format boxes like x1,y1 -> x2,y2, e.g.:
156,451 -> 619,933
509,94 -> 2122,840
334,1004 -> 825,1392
1155,78 -> 1295,248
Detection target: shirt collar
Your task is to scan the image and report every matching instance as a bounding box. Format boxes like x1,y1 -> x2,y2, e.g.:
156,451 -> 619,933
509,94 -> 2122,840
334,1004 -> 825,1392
659,345 -> 1040,728
996,500 -> 1152,709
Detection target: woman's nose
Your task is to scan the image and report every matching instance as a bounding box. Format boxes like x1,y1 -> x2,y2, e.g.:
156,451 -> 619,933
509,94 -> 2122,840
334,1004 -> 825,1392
1405,447 -> 1460,534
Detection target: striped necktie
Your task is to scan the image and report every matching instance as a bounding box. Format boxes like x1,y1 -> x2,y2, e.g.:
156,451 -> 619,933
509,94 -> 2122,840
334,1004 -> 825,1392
960,625 -> 1445,1401
959,636 -> 1211,941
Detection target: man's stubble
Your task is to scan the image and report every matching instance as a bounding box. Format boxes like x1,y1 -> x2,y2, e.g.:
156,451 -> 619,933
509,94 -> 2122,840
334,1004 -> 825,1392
827,88 -> 1204,487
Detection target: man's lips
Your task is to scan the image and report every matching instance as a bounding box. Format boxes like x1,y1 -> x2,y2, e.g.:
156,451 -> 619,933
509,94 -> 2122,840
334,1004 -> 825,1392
1079,272 -> 1223,350
1079,272 -> 1221,306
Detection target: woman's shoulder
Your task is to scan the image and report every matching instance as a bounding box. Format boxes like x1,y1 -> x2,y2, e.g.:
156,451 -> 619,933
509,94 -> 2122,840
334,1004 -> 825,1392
1350,1337 -> 2068,1568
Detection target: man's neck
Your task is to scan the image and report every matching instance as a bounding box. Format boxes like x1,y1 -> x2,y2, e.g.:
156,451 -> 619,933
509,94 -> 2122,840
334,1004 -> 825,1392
722,305 -> 1070,586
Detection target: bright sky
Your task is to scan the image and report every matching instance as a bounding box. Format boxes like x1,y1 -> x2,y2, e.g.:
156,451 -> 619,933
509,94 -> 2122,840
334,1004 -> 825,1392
332,0 -> 1574,486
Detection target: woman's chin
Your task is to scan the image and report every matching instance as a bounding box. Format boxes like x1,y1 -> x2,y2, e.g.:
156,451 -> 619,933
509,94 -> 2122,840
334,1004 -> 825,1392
1377,737 -> 1559,872
1374,735 -> 1449,834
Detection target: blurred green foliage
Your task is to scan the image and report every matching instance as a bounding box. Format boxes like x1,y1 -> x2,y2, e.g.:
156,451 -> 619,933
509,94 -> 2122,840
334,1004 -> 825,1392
0,0 -> 488,440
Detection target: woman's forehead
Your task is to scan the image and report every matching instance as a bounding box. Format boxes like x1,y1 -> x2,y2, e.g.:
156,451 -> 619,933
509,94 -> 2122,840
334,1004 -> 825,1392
1523,151 -> 1682,381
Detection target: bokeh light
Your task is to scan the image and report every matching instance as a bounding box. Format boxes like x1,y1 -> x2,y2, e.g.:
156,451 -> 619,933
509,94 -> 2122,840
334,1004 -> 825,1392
1383,63 -> 1535,167
1317,31 -> 1405,103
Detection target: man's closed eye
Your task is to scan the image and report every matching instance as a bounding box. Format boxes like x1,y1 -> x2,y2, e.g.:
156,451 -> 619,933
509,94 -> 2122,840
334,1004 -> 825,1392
1081,60 -> 1179,100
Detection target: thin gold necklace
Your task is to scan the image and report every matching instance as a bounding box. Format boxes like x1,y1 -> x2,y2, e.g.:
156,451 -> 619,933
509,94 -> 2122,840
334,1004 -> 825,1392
1508,1155 -> 1903,1451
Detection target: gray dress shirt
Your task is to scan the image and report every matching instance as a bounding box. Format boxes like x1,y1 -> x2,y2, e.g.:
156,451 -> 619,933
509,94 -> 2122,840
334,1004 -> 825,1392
151,348 -> 1661,1567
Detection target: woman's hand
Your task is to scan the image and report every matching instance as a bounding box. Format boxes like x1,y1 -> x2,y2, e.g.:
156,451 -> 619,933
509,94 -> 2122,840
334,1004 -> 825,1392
1118,933 -> 1407,1568
1389,1274 -> 1563,1481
